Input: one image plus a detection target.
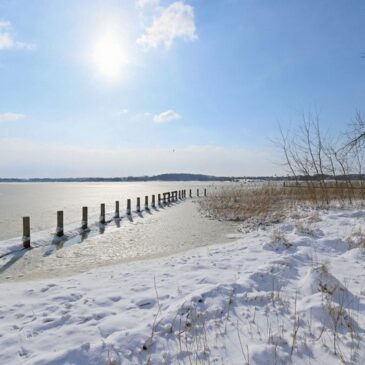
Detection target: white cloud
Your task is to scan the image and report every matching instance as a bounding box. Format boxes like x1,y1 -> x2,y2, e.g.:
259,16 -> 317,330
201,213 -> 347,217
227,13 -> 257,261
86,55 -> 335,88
137,0 -> 160,8
0,139 -> 283,177
0,21 -> 11,29
0,32 -> 13,50
137,1 -> 197,49
0,20 -> 34,51
153,110 -> 181,123
0,112 -> 26,122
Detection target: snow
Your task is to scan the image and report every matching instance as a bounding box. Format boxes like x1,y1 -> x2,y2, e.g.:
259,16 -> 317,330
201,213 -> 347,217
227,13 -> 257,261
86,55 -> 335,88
0,204 -> 364,364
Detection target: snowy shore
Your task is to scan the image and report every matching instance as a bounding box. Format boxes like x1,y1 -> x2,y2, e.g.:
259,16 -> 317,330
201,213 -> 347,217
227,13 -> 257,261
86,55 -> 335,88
0,205 -> 365,364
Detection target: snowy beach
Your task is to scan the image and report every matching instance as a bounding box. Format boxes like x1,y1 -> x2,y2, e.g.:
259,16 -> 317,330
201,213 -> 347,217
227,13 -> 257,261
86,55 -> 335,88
0,201 -> 364,364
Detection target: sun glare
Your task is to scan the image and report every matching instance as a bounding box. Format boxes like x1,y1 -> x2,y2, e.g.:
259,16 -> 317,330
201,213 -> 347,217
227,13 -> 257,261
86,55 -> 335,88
92,29 -> 129,80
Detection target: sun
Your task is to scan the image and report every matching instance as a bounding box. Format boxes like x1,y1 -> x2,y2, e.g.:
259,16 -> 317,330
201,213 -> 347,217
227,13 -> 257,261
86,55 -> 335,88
92,29 -> 129,80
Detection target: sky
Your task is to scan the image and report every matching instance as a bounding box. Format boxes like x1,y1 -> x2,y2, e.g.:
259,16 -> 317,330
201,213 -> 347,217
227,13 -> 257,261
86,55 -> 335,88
0,0 -> 364,178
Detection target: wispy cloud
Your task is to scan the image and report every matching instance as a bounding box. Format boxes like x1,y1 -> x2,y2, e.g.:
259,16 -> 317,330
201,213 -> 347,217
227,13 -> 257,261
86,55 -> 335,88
137,1 -> 197,49
153,110 -> 181,123
0,112 -> 26,121
0,20 -> 34,51
0,21 -> 11,28
136,0 -> 160,8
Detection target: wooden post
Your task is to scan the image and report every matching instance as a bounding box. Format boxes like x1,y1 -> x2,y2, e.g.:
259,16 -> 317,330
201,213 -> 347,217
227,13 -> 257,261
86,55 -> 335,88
152,194 -> 156,208
100,204 -> 106,224
22,216 -> 31,248
56,210 -> 64,237
197,189 -> 200,197
82,207 -> 88,230
163,193 -> 166,205
204,188 -> 207,197
126,199 -> 131,215
145,195 -> 149,210
189,189 -> 192,198
115,201 -> 120,218
137,197 -> 141,212
158,194 -> 161,206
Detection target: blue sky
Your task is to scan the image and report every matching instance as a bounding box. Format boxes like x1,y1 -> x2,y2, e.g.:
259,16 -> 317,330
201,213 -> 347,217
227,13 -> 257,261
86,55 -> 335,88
0,0 -> 364,177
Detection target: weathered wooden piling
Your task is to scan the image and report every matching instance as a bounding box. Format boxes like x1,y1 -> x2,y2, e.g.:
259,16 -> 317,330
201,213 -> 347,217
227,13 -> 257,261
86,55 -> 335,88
56,210 -> 64,237
137,197 -> 141,212
82,207 -> 88,230
100,204 -> 106,224
127,199 -> 131,215
204,188 -> 207,197
19,186 -> 193,250
197,189 -> 200,197
152,194 -> 156,208
22,216 -> 31,248
115,201 -> 120,218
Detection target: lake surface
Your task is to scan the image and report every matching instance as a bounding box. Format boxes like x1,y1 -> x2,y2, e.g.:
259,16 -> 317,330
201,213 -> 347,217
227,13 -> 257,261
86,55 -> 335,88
0,200 -> 238,281
0,182 -> 229,242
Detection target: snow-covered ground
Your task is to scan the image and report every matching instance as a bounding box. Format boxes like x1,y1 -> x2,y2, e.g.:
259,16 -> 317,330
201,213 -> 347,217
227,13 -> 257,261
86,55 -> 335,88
0,204 -> 365,364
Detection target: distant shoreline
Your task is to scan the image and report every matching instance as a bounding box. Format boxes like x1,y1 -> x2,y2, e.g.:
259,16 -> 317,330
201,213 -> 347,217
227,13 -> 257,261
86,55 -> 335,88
0,173 -> 280,183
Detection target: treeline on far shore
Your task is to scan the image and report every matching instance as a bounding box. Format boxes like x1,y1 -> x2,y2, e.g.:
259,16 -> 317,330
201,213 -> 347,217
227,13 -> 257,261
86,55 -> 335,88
1,173 -> 365,183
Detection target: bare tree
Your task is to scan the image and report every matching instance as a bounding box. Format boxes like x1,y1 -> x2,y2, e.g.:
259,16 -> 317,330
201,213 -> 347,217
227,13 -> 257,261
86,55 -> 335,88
277,111 -> 365,204
344,112 -> 365,151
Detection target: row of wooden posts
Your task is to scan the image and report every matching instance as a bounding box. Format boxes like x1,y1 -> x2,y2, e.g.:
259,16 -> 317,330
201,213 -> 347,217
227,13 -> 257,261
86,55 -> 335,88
22,188 -> 207,249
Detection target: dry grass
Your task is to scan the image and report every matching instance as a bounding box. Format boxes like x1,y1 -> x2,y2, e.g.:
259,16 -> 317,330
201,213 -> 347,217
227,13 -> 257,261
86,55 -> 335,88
346,227 -> 365,249
200,182 -> 365,222
199,185 -> 286,222
284,181 -> 365,205
270,228 -> 292,248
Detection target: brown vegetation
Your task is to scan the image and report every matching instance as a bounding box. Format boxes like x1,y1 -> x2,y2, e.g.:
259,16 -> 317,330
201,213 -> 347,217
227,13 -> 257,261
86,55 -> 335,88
200,181 -> 365,222
200,112 -> 365,222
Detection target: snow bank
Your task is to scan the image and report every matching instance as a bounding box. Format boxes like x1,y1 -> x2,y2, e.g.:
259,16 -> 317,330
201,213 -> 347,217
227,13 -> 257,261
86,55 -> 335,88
0,206 -> 364,364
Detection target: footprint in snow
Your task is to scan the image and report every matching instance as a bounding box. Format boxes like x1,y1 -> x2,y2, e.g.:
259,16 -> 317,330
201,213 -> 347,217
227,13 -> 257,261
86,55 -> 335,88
108,296 -> 122,302
135,298 -> 157,309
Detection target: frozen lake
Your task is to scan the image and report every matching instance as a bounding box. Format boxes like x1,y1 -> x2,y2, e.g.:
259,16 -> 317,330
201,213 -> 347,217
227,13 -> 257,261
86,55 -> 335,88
0,181 -> 229,242
0,200 -> 238,281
